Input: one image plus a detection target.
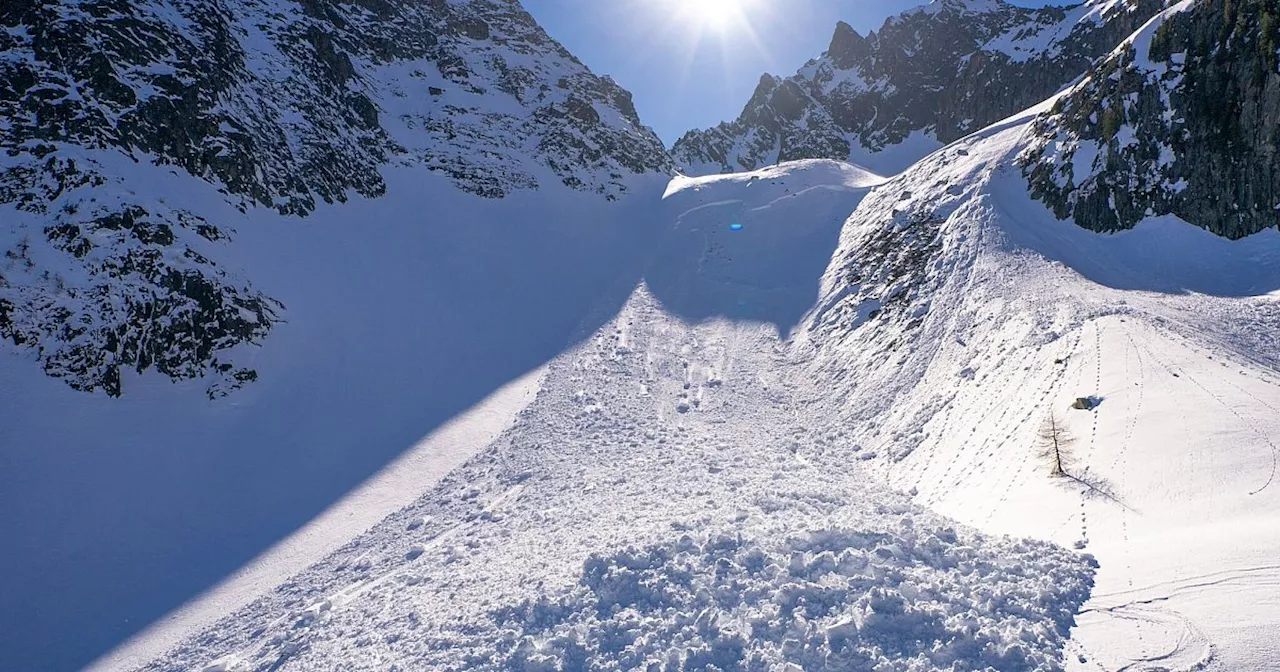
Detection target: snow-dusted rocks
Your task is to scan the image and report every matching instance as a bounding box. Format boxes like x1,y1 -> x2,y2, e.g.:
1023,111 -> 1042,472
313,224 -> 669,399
0,0 -> 671,396
1022,0 -> 1280,239
0,174 -> 280,397
671,0 -> 1162,177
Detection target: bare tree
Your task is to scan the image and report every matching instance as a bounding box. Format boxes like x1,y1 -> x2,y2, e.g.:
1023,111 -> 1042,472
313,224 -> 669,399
1035,412 -> 1132,509
1037,412 -> 1076,477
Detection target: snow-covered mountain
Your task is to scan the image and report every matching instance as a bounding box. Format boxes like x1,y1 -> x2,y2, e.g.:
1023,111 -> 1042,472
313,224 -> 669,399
121,109 -> 1280,671
1022,0 -> 1280,238
793,100 -> 1280,671
4,0 -> 1280,671
0,0 -> 670,397
131,160 -> 1108,672
671,0 -> 1164,176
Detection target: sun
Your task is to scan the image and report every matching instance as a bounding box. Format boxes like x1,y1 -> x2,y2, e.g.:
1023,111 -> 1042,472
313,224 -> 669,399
677,0 -> 751,32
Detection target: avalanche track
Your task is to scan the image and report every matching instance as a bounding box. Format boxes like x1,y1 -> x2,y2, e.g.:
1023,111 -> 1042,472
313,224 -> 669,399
98,128 -> 1280,670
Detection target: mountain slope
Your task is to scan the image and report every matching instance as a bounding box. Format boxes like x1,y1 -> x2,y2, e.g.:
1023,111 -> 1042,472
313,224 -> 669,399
791,96 -> 1280,670
671,0 -> 1163,176
0,0 -> 671,397
121,105 -> 1280,669
1022,0 -> 1280,238
129,161 -> 1103,672
6,0 -> 1280,670
0,2 -> 682,670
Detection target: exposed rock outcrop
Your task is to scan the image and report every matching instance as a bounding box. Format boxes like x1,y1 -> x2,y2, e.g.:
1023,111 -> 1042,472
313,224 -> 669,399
1022,0 -> 1280,238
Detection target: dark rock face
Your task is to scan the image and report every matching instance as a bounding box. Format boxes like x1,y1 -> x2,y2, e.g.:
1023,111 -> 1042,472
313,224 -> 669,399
1022,0 -> 1280,239
0,0 -> 671,396
672,0 -> 1162,175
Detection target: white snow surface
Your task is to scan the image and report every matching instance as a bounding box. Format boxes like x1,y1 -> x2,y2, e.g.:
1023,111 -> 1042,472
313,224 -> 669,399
0,154 -> 673,670
9,115 -> 1280,672
90,366 -> 546,672
796,116 -> 1280,671
125,159 -> 1105,672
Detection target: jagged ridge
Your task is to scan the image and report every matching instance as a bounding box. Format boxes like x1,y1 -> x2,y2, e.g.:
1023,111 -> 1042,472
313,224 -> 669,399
671,0 -> 1163,176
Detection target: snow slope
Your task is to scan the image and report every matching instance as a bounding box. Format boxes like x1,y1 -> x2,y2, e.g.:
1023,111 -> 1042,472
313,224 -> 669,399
125,111 -> 1280,671
8,47 -> 1280,672
10,2 -> 1278,671
133,160 -> 1103,672
0,161 -> 672,672
793,111 -> 1280,670
89,365 -> 546,672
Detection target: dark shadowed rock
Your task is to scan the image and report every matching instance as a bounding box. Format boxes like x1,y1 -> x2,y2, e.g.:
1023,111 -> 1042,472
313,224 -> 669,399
1022,0 -> 1280,239
827,21 -> 870,70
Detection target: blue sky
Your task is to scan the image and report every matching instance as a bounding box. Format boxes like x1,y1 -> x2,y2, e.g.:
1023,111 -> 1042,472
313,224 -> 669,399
522,0 -> 1052,146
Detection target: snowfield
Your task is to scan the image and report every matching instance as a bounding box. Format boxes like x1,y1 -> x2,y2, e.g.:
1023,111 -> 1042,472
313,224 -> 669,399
127,159 -> 1103,672
792,114 -> 1280,670
69,115 -> 1280,672
5,98 -> 1280,672
5,1 -> 1279,670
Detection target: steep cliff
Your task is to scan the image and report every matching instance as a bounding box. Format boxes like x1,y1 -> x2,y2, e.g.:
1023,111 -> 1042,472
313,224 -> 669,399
1022,0 -> 1280,238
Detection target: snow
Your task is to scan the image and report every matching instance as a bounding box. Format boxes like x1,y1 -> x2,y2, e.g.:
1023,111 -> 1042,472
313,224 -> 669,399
667,159 -> 886,197
850,130 -> 945,177
89,366 -> 545,671
7,11 -> 1280,670
29,110 -> 1278,670
975,0 -> 1135,64
0,154 -> 673,671
128,220 -> 1099,672
798,117 -> 1280,671
656,160 -> 886,335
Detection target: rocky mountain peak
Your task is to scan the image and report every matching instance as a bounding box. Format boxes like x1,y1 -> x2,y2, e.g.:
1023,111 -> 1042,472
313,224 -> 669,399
827,21 -> 869,69
0,0 -> 672,397
671,0 -> 1164,177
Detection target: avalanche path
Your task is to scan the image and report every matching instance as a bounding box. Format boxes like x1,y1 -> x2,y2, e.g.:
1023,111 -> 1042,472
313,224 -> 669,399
136,161 -> 1100,672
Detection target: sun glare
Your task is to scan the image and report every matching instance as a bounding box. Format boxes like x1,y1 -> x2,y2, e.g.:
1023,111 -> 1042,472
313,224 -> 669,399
678,0 -> 750,32
648,0 -> 775,92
